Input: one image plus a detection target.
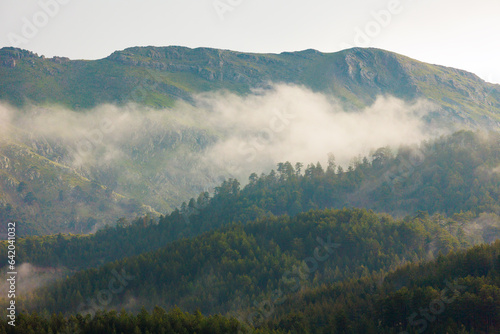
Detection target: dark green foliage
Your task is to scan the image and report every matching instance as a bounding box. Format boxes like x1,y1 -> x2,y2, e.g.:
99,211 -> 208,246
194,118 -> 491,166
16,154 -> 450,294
0,131 -> 497,333
17,181 -> 27,193
4,215 -> 499,334
17,208 -> 466,317
3,131 -> 497,271
23,192 -> 37,205
262,240 -> 500,333
0,307 -> 256,334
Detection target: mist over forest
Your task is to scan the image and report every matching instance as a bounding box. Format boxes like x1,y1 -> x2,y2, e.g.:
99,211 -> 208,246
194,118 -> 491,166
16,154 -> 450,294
0,84 -> 447,219
0,43 -> 499,333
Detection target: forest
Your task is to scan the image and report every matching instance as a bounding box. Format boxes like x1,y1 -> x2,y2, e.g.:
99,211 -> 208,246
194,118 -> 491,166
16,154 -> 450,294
261,240 -> 500,333
2,234 -> 499,333
2,130 -> 498,270
14,208 -> 466,314
0,130 -> 499,333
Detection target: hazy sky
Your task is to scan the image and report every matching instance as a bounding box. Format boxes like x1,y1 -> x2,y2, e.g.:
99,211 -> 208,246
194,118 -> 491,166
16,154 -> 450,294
1,0 -> 499,83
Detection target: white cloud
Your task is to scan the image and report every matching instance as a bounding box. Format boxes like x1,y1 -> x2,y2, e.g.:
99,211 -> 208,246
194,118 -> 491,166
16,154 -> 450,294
0,84 -> 444,209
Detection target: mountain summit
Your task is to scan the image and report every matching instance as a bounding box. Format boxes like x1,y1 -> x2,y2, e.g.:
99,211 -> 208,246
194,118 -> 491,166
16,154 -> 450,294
1,46 -> 499,128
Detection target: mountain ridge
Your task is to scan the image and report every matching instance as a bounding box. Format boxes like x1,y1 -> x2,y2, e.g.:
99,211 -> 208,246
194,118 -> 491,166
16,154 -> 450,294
1,46 -> 500,236
1,45 -> 499,129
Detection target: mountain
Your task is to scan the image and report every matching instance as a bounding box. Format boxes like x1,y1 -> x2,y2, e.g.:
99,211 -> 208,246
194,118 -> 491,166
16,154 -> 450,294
1,46 -> 500,237
5,234 -> 498,333
0,307 -> 251,334
1,46 -> 500,127
1,132 -> 498,321
1,45 -> 499,334
3,130 -> 499,269
0,136 -> 154,236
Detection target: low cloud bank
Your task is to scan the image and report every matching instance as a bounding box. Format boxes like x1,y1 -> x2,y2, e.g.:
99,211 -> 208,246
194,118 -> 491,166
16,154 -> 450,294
0,84 -> 445,209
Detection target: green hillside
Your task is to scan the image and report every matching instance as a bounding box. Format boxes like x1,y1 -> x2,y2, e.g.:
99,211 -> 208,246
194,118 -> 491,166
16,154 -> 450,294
2,46 -> 500,236
262,240 -> 500,333
1,46 -> 499,127
0,136 -> 154,237
0,45 -> 499,334
5,236 -> 498,333
3,130 -> 498,268
0,130 -> 497,334
13,208 -> 468,316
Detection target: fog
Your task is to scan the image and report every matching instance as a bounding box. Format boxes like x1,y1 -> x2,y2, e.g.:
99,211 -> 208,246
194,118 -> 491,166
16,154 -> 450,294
0,263 -> 69,297
0,84 -> 445,210
198,85 -> 441,179
463,212 -> 500,244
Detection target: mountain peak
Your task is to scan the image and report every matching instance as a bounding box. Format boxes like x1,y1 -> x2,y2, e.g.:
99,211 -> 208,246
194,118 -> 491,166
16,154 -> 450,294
0,45 -> 499,128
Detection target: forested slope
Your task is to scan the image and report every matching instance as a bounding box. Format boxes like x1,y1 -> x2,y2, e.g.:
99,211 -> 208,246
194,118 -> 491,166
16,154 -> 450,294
3,130 -> 498,271
262,240 -> 500,333
15,208 -> 466,316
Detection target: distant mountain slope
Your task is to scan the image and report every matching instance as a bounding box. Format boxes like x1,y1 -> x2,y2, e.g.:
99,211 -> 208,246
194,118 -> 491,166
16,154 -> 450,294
0,120 -> 155,236
5,217 -> 498,333
0,307 -> 251,334
0,138 -> 153,236
1,46 -> 499,128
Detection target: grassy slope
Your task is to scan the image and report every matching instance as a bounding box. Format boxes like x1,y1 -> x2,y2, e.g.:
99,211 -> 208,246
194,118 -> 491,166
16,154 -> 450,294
1,46 -> 499,126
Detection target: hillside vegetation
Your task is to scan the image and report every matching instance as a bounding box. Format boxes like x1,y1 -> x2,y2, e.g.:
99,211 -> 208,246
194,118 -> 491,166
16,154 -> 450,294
3,130 -> 498,269
1,46 -> 500,236
1,46 -> 499,128
262,240 -> 500,333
